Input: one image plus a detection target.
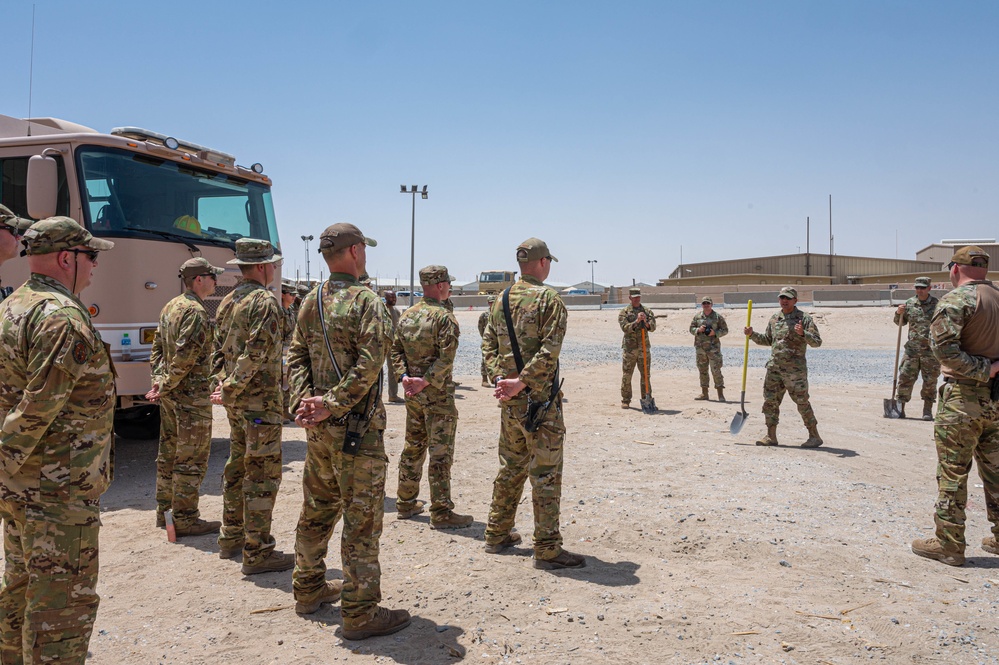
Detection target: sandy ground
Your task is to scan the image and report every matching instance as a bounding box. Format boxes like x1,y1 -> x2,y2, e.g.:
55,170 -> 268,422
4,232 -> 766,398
70,307 -> 999,664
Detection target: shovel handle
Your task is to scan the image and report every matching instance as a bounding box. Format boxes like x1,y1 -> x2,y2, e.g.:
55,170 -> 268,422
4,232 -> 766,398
891,314 -> 904,398
741,301 -> 753,392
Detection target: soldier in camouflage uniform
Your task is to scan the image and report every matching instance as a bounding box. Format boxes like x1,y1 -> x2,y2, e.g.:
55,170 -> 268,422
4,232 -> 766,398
391,265 -> 474,529
280,281 -> 300,422
690,296 -> 728,401
618,287 -> 658,409
482,238 -> 585,570
0,217 -> 115,665
479,295 -> 497,387
0,204 -> 33,301
289,223 -> 411,638
894,276 -> 941,420
382,290 -> 404,403
745,286 -> 824,448
912,246 -> 999,567
146,257 -> 225,537
210,239 -> 294,575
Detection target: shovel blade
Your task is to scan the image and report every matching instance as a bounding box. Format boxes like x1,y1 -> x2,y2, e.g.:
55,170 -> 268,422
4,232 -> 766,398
730,410 -> 748,435
641,396 -> 657,414
883,398 -> 902,419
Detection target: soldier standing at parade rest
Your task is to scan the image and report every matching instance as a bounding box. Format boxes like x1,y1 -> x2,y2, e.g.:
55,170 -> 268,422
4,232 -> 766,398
392,265 -> 474,529
690,296 -> 728,401
911,246 -> 999,567
280,282 -> 300,422
479,295 -> 497,387
482,238 -> 585,569
146,258 -> 225,536
618,287 -> 658,409
0,217 -> 115,665
744,286 -> 824,448
894,276 -> 941,420
0,205 -> 32,301
382,290 -> 404,403
210,239 -> 294,574
289,223 -> 411,638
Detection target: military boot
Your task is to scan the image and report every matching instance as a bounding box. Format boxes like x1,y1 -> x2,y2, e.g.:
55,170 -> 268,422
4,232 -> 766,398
241,550 -> 295,575
898,400 -> 907,419
533,549 -> 586,570
983,537 -> 999,555
716,388 -> 725,402
484,531 -> 522,554
911,537 -> 965,566
755,426 -> 778,446
218,540 -> 245,560
341,607 -> 412,640
176,519 -> 221,537
694,387 -> 709,401
801,425 -> 823,448
295,579 -> 343,615
396,500 -> 425,520
430,511 -> 474,530
922,400 -> 934,421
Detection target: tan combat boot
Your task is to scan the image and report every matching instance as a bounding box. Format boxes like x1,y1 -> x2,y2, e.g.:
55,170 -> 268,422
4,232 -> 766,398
430,511 -> 474,530
241,550 -> 295,575
484,531 -> 522,554
176,519 -> 221,537
534,549 -> 586,570
694,387 -> 709,401
755,426 -> 778,446
342,607 -> 412,640
922,400 -> 934,421
295,579 -> 343,615
983,537 -> 999,555
396,500 -> 425,520
898,400 -> 907,419
716,388 -> 725,402
911,537 -> 965,566
621,401 -> 630,409
218,539 -> 245,560
801,425 -> 823,448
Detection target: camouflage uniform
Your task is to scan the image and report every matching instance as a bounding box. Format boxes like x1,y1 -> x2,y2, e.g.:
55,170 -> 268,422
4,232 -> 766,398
482,275 -> 568,560
749,306 -> 822,430
212,278 -> 285,565
0,218 -> 115,665
288,272 -> 392,621
618,304 -> 657,403
150,289 -> 216,530
0,205 -> 32,302
281,298 -> 299,418
391,289 -> 461,521
478,310 -> 491,384
926,280 -> 999,553
385,304 -> 401,401
689,310 -> 728,390
894,294 -> 941,405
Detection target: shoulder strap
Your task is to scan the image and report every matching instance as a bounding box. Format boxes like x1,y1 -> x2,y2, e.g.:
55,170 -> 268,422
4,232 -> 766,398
317,277 -> 344,381
502,287 -> 525,374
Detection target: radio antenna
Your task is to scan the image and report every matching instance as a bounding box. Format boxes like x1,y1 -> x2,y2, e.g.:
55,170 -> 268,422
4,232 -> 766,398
27,4 -> 36,136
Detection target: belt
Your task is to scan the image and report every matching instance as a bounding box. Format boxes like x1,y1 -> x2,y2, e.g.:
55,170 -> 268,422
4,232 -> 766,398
943,376 -> 990,388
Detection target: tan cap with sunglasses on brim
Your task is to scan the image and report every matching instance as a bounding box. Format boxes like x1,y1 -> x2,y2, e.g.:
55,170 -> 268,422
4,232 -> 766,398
516,237 -> 558,263
949,246 -> 989,268
22,216 -> 115,255
179,257 -> 225,279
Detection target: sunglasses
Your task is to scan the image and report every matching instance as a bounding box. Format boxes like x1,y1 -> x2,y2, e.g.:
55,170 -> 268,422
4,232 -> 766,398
198,273 -> 218,280
1,226 -> 22,238
66,249 -> 100,261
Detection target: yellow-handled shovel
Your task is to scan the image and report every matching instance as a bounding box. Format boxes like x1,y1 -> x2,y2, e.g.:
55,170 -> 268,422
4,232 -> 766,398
730,300 -> 753,435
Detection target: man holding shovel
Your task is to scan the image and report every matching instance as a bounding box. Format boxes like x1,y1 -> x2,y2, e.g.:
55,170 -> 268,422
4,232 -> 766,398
744,286 -> 823,448
893,276 -> 940,420
619,287 -> 658,410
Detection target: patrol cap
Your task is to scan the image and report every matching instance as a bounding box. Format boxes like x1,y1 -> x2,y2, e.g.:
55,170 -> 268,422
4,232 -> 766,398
319,223 -> 377,252
487,295 -> 496,304
516,237 -> 558,263
227,238 -> 282,265
0,204 -> 32,233
701,296 -> 713,304
949,245 -> 989,268
419,265 -> 454,285
22,216 -> 115,255
179,257 -> 225,279
629,288 -> 641,297
778,286 -> 797,299
280,280 -> 298,294
914,276 -> 931,288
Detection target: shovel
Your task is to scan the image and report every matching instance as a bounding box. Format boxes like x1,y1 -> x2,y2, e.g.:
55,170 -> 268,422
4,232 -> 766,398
883,316 -> 904,418
640,327 -> 657,414
730,300 -> 753,435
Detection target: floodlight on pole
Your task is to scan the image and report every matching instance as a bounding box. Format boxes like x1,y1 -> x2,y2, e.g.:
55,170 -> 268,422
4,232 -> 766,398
587,259 -> 598,294
400,185 -> 428,306
301,235 -> 314,284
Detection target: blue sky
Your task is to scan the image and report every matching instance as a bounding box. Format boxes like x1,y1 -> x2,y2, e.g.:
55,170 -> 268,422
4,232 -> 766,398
3,1 -> 996,287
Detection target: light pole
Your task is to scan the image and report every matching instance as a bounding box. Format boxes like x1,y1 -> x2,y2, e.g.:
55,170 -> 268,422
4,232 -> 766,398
400,184 -> 428,306
587,259 -> 598,294
301,235 -> 314,284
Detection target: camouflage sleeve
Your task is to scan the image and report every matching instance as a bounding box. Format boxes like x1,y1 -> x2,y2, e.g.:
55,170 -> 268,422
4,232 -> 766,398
893,305 -> 907,326
930,289 -> 992,381
423,312 -> 459,389
750,315 -> 775,347
287,297 -> 314,412
618,307 -> 632,332
390,325 -> 407,381
149,326 -> 164,385
282,307 -> 296,344
482,305 -> 501,383
519,290 -> 567,394
715,314 -> 729,339
209,318 -> 226,389
689,314 -> 700,336
159,308 -> 209,397
322,294 -> 391,418
802,314 -> 822,348
478,311 -> 488,337
645,307 -> 657,332
221,292 -> 282,403
0,308 -> 94,475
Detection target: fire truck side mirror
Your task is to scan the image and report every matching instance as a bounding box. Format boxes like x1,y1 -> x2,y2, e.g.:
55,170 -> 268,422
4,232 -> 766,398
27,154 -> 59,220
